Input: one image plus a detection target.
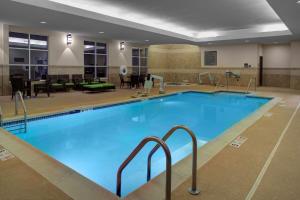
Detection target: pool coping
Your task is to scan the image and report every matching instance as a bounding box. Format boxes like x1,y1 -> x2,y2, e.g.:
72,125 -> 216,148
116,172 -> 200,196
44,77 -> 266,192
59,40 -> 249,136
0,89 -> 280,200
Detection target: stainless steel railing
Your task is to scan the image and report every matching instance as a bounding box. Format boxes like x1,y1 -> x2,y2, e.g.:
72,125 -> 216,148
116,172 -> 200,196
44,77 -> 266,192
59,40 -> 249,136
147,125 -> 200,195
15,91 -> 27,132
116,136 -> 172,200
246,77 -> 257,93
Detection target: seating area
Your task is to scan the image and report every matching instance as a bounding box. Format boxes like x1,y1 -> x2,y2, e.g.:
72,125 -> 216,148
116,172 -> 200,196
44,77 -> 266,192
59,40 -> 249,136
10,74 -> 116,98
119,74 -> 146,89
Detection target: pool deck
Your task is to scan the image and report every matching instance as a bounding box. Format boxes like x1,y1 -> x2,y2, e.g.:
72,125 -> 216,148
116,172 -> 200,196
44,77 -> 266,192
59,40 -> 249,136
0,85 -> 300,200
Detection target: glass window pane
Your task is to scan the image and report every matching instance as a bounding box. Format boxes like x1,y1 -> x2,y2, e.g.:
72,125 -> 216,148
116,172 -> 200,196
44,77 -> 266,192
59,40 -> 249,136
132,48 -> 139,57
84,54 -> 95,66
9,49 -> 29,64
31,50 -> 48,65
96,55 -> 107,66
140,58 -> 147,67
9,32 -> 29,49
30,34 -> 48,50
84,67 -> 95,78
9,65 -> 29,80
132,57 -> 139,66
96,67 -> 107,78
132,67 -> 139,75
84,41 -> 95,54
96,43 -> 107,54
30,66 -> 48,81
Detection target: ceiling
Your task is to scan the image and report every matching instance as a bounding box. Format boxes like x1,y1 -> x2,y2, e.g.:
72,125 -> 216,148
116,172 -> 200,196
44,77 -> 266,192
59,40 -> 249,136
0,0 -> 299,45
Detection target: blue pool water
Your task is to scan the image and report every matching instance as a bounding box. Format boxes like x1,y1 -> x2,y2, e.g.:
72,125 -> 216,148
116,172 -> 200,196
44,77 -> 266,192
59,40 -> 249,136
5,92 -> 270,196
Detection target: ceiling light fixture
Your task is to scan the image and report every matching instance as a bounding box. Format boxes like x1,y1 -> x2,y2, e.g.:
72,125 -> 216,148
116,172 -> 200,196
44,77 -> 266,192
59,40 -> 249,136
99,32 -> 104,34
297,0 -> 300,4
40,21 -> 47,24
145,40 -> 149,42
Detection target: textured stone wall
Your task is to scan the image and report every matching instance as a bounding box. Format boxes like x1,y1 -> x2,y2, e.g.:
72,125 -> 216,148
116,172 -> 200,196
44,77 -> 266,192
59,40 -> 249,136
147,44 -> 258,87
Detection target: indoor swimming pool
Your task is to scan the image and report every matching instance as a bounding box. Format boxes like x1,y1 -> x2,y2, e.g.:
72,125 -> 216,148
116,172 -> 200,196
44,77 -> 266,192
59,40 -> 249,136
4,91 -> 270,196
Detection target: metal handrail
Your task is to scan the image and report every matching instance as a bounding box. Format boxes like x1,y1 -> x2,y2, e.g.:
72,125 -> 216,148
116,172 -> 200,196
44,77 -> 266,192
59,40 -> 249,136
147,125 -> 200,195
116,136 -> 172,200
15,91 -> 27,132
246,77 -> 257,93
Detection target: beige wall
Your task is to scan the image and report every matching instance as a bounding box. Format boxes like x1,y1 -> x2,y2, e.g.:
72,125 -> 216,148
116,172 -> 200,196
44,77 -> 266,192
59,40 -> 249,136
263,44 -> 291,68
201,44 -> 259,68
148,44 -> 259,86
291,41 -> 300,68
290,41 -> 300,89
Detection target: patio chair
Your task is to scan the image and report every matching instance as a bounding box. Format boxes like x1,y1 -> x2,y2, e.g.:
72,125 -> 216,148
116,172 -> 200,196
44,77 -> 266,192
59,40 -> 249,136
119,74 -> 131,88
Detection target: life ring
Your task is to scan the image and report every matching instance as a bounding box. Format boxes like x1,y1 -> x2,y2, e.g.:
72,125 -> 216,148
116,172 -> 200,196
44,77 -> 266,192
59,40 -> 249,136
120,65 -> 128,76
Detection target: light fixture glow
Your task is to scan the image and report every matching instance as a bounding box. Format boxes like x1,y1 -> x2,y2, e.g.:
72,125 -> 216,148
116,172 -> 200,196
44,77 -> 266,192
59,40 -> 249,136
297,0 -> 300,4
20,0 -> 289,41
145,40 -> 149,42
66,33 -> 72,45
195,31 -> 219,39
40,21 -> 47,24
261,23 -> 288,32
46,0 -> 220,39
99,32 -> 104,34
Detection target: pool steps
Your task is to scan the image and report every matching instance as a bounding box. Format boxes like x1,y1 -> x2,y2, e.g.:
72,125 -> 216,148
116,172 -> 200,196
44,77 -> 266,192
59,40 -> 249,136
116,136 -> 172,200
117,125 -> 201,200
147,125 -> 200,196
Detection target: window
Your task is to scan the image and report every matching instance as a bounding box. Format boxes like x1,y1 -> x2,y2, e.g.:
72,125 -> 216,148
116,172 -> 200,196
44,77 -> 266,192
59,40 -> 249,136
9,32 -> 48,80
84,41 -> 108,78
204,51 -> 217,66
132,47 -> 148,75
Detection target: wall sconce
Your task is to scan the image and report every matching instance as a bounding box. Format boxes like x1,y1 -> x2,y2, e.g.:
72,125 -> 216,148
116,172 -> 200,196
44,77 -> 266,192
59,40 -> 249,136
120,41 -> 125,51
67,33 -> 73,46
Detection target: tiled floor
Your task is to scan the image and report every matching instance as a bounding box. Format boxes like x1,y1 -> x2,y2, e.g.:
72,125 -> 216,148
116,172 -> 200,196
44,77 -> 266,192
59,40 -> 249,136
0,86 -> 300,200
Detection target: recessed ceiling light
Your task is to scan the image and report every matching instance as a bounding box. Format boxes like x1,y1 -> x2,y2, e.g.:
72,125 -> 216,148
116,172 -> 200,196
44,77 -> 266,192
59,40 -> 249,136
40,21 -> 47,24
145,40 -> 149,42
99,32 -> 104,34
297,1 -> 300,4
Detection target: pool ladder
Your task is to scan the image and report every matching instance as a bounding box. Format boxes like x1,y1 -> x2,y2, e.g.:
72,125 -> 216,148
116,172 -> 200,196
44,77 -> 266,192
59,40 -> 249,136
116,125 -> 200,200
246,77 -> 257,93
2,91 -> 28,133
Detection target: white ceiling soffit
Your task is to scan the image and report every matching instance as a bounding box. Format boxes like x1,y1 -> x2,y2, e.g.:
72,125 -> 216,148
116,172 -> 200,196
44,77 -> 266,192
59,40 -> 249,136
12,0 -> 292,42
